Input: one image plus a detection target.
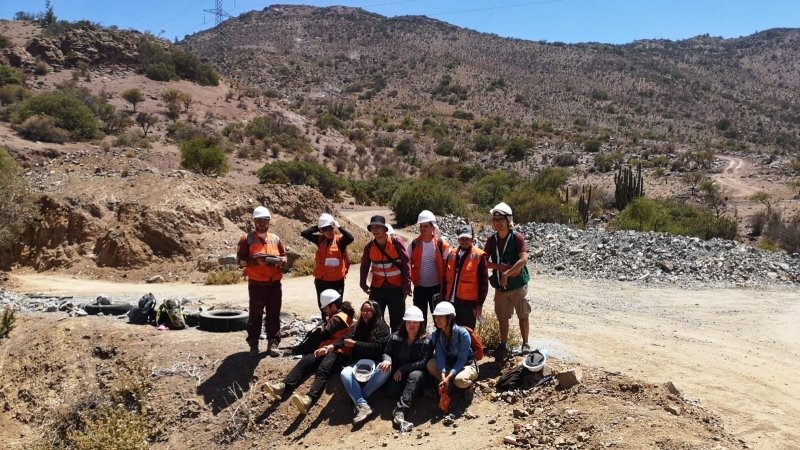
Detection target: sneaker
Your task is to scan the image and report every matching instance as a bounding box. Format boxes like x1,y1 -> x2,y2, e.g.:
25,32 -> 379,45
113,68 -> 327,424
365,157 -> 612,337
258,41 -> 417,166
392,408 -> 405,428
291,394 -> 313,415
248,343 -> 259,357
262,381 -> 285,400
520,343 -> 532,355
353,402 -> 373,425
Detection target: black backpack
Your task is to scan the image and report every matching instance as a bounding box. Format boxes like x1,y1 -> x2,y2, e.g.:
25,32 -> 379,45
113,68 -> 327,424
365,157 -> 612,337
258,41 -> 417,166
128,293 -> 157,325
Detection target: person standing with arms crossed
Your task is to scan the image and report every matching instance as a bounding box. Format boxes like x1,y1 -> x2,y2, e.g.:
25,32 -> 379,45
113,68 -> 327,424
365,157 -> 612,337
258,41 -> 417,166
300,213 -> 353,316
484,202 -> 531,361
360,215 -> 411,331
237,206 -> 287,357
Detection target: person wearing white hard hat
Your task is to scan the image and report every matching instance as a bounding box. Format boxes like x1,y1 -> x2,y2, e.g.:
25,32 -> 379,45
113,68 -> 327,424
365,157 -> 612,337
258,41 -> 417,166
440,224 -> 489,329
485,202 -> 531,360
378,306 -> 433,432
360,215 -> 411,332
338,299 -> 391,425
236,206 -> 287,357
426,301 -> 478,401
300,213 -> 354,317
263,290 -> 355,415
409,210 -> 450,326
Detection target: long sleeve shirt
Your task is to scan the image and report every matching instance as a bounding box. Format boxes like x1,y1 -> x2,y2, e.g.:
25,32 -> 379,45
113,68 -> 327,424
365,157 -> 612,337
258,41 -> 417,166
300,225 -> 354,248
359,237 -> 412,293
433,325 -> 473,376
333,320 -> 391,363
382,332 -> 433,376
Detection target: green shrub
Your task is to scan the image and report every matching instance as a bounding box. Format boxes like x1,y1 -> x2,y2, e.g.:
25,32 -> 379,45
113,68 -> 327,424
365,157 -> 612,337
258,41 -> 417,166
609,197 -> 738,240
0,64 -> 25,86
0,35 -> 10,49
452,110 -> 474,120
434,140 -> 455,156
121,88 -> 144,112
180,137 -> 229,176
145,62 -> 176,81
257,160 -> 345,198
0,307 -> 16,339
470,170 -> 520,209
316,113 -> 345,132
391,178 -> 467,226
113,130 -> 151,148
553,153 -> 578,167
166,121 -> 204,142
15,115 -> 69,143
348,176 -> 404,205
394,138 -> 415,156
245,115 -> 309,152
584,139 -> 602,152
170,49 -> 218,86
505,137 -> 533,160
14,91 -> 98,140
0,148 -> 37,252
0,84 -> 28,106
507,188 -> 577,224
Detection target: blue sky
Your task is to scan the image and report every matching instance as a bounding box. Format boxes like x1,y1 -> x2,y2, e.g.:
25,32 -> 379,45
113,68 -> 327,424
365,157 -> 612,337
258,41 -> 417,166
1,1 -> 798,44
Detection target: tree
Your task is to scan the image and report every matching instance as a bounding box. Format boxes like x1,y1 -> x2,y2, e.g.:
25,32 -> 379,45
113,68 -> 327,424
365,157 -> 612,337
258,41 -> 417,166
180,138 -> 229,176
749,191 -> 773,215
41,0 -> 56,27
135,112 -> 157,137
682,171 -> 705,196
699,179 -> 727,218
121,88 -> 144,112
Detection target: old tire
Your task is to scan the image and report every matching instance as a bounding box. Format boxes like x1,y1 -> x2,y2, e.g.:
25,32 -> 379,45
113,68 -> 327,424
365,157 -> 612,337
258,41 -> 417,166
198,309 -> 249,332
84,303 -> 134,316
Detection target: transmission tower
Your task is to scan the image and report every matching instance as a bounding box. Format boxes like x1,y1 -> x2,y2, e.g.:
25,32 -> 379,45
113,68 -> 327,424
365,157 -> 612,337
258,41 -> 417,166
204,0 -> 232,27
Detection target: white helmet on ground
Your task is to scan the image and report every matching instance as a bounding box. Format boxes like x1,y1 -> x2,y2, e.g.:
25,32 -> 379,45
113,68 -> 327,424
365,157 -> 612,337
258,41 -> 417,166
490,202 -> 512,216
522,349 -> 547,373
402,306 -> 424,322
319,289 -> 341,308
432,301 -> 455,316
253,206 -> 271,220
318,213 -> 335,229
416,210 -> 436,225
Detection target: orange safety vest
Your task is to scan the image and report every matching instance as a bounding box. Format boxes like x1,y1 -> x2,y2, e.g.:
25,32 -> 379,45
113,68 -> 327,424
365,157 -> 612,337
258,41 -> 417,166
443,246 -> 485,303
369,237 -> 403,288
313,235 -> 349,282
410,237 -> 447,286
243,232 -> 283,282
320,311 -> 354,354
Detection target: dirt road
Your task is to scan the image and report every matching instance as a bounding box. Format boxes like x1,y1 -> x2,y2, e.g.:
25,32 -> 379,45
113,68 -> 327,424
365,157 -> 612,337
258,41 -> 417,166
12,270 -> 800,449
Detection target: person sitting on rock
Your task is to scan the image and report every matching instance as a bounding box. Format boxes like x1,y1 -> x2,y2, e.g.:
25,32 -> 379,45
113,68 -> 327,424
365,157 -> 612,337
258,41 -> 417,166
262,290 -> 354,415
427,301 -> 478,402
338,299 -> 391,425
300,213 -> 353,318
378,306 -> 433,432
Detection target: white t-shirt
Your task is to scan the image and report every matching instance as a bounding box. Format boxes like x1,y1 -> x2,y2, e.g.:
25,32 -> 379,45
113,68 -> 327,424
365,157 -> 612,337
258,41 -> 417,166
417,240 -> 441,287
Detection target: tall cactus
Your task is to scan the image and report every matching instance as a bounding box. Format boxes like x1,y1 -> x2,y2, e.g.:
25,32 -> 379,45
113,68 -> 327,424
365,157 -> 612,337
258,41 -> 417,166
614,163 -> 644,210
578,184 -> 592,225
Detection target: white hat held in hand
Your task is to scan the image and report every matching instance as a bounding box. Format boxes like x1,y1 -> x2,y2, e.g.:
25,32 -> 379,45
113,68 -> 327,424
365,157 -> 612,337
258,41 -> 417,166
318,213 -> 335,229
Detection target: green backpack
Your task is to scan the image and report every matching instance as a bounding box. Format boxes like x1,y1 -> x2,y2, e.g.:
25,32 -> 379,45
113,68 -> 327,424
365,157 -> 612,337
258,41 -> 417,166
156,299 -> 186,330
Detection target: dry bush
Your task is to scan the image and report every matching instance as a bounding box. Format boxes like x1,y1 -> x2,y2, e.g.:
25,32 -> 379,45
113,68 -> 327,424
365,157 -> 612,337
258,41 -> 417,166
67,405 -> 148,450
205,268 -> 241,285
475,311 -> 522,350
291,254 -> 316,277
0,307 -> 16,339
15,115 -> 69,143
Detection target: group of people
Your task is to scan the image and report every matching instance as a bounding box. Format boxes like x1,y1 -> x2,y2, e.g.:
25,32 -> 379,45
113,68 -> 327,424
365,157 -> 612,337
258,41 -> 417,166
235,202 -> 532,429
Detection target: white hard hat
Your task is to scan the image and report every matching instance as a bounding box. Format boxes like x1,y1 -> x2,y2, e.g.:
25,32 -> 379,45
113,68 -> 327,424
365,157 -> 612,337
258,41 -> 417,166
522,349 -> 547,373
253,206 -> 271,220
319,289 -> 341,308
318,213 -> 335,229
402,306 -> 424,322
432,301 -> 455,316
416,210 -> 436,225
354,359 -> 376,383
490,202 -> 513,216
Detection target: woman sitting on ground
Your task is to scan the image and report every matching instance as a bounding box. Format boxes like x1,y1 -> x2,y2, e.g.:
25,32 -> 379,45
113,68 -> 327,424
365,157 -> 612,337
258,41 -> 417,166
427,301 -> 478,402
338,299 -> 391,425
377,306 -> 432,432
262,289 -> 354,415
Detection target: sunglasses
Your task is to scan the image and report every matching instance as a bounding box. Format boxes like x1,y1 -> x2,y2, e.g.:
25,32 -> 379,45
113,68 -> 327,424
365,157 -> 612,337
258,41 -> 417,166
320,226 -> 334,232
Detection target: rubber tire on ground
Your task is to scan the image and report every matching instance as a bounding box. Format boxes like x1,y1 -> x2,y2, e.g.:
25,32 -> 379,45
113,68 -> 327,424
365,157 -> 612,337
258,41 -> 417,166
83,303 -> 135,316
198,309 -> 249,332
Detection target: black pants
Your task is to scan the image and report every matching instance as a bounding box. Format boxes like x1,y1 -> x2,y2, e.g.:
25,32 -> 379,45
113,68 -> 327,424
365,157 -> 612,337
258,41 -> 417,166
314,278 -> 345,318
412,285 -> 440,327
283,352 -> 341,402
371,285 -> 406,332
386,369 -> 428,411
454,302 -> 477,329
247,282 -> 282,345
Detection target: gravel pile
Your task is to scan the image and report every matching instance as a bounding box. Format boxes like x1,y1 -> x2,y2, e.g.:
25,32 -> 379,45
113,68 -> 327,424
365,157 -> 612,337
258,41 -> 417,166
434,216 -> 800,288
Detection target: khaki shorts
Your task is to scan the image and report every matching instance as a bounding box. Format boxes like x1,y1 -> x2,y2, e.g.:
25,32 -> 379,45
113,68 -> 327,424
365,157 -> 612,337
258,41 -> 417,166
493,285 -> 531,321
426,358 -> 478,389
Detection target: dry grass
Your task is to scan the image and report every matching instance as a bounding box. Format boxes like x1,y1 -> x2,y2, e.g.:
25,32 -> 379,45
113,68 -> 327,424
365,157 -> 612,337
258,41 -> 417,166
205,268 -> 242,285
475,311 -> 522,350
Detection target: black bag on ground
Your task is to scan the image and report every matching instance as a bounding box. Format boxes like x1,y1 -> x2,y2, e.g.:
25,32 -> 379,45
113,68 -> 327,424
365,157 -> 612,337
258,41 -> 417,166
128,293 -> 157,325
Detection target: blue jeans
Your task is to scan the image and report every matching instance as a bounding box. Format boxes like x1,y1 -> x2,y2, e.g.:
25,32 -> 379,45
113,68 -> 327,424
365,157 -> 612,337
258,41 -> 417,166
340,363 -> 392,406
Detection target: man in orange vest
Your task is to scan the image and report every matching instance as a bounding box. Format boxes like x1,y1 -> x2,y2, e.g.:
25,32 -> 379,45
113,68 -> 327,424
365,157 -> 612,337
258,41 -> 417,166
409,210 -> 450,326
300,213 -> 353,317
237,206 -> 287,357
359,215 -> 411,331
440,225 -> 488,329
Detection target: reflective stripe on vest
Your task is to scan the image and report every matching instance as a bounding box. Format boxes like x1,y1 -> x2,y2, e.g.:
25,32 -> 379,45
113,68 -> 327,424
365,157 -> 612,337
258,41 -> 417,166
314,235 -> 349,281
244,232 -> 283,282
444,246 -> 484,303
369,238 -> 403,288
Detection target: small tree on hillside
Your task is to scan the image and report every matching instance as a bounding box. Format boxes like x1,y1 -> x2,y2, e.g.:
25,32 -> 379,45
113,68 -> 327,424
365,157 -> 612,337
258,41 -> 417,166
121,88 -> 144,112
180,138 -> 229,176
135,112 -> 158,137
699,179 -> 727,218
682,171 -> 705,196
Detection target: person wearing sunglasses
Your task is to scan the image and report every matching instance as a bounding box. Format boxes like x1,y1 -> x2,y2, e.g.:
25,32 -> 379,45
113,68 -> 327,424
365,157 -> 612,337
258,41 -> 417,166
301,213 -> 354,317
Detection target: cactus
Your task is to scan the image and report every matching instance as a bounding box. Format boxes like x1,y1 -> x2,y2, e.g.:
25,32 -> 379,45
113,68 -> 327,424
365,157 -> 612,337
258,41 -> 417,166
614,163 -> 644,210
578,184 -> 592,225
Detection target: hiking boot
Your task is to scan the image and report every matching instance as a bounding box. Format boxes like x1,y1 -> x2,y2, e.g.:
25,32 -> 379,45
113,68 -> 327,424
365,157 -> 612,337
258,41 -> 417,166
392,408 -> 405,428
248,343 -> 259,357
291,394 -> 313,415
520,343 -> 532,355
352,402 -> 373,425
266,341 -> 280,357
262,381 -> 285,400
495,342 -> 509,362
462,384 -> 474,403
